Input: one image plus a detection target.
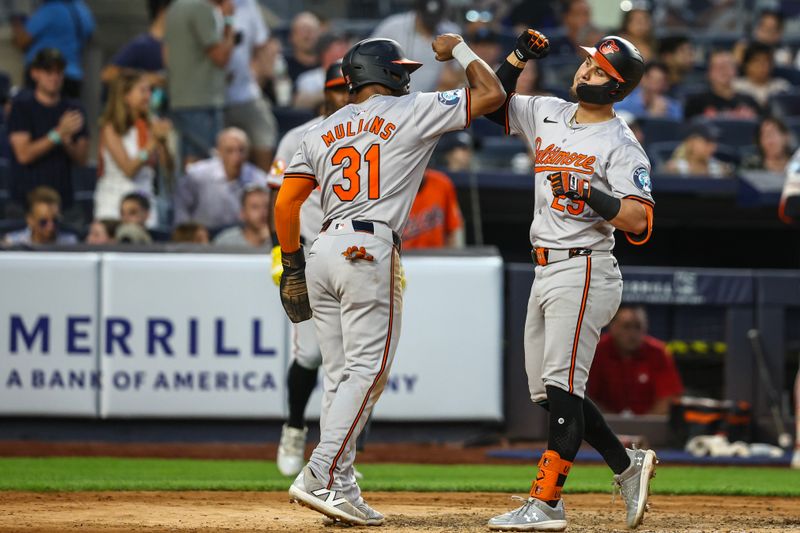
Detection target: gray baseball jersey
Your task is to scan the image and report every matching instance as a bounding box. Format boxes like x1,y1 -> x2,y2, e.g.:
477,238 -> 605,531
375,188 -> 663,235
506,95 -> 654,250
269,116 -> 325,243
284,89 -> 471,232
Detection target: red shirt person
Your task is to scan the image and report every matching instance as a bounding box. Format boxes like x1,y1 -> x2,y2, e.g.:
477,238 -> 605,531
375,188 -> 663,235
588,305 -> 683,415
401,168 -> 464,249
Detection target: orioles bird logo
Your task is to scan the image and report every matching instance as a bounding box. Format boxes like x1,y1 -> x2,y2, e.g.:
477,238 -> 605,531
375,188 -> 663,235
599,40 -> 620,54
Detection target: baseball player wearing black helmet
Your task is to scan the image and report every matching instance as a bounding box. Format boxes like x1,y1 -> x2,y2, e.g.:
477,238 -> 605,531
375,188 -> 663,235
485,32 -> 656,531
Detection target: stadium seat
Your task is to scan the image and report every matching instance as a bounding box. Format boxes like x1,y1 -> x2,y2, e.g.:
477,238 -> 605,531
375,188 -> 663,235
768,91 -> 800,117
475,136 -> 528,170
637,117 -> 688,145
705,118 -> 758,147
773,66 -> 800,86
785,117 -> 800,140
273,107 -> 316,139
470,117 -> 504,138
646,140 -> 681,170
0,157 -> 9,218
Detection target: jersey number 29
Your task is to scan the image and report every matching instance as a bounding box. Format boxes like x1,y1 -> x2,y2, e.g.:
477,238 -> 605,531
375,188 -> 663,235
332,144 -> 381,201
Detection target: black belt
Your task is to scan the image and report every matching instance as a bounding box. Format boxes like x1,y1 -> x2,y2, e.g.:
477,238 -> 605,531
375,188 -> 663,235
532,247 -> 593,266
321,219 -> 402,250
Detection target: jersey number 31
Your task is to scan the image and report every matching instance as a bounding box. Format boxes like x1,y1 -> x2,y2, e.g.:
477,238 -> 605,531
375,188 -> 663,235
332,144 -> 381,201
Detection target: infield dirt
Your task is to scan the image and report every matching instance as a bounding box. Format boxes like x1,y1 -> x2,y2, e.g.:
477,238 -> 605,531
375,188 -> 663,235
1,491 -> 799,532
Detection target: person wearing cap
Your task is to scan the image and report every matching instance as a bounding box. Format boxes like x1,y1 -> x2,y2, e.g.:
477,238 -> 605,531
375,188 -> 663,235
664,122 -> 733,178
370,0 -> 461,92
484,30 -> 657,531
6,48 -> 89,220
223,0 -> 278,174
11,0 -> 95,99
174,127 -> 268,229
437,130 -> 475,173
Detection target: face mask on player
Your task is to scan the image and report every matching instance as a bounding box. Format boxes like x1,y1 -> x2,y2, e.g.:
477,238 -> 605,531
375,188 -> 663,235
576,80 -> 621,105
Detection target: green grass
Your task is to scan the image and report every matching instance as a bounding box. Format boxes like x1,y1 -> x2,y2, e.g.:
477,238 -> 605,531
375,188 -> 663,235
0,457 -> 798,496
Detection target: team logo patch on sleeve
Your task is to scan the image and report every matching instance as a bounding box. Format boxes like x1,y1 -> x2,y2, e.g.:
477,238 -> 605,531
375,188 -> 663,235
437,90 -> 461,105
633,167 -> 652,193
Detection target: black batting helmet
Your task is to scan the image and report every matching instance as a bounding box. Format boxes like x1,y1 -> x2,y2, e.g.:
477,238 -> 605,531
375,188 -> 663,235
324,60 -> 346,90
342,38 -> 422,93
576,36 -> 644,105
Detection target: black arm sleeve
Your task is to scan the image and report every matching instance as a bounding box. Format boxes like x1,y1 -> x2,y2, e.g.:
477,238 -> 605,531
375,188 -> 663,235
584,188 -> 622,221
485,60 -> 525,127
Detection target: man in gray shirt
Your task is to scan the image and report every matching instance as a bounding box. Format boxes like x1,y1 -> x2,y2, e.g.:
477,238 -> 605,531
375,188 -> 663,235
174,127 -> 268,228
213,185 -> 271,248
165,0 -> 236,165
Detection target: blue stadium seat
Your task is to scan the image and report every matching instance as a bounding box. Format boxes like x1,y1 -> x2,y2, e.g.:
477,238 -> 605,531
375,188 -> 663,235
706,118 -> 758,147
768,91 -> 800,117
273,107 -> 316,139
785,117 -> 800,140
0,157 -> 8,218
475,136 -> 528,170
470,116 -> 504,138
637,117 -> 688,145
773,66 -> 800,86
646,140 -> 681,170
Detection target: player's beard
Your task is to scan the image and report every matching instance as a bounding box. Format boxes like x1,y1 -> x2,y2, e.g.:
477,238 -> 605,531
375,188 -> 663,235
569,85 -> 578,101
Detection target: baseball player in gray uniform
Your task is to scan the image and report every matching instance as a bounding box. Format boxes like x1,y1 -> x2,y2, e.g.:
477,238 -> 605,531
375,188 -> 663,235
270,61 -> 350,478
274,36 -> 505,526
484,32 -> 657,531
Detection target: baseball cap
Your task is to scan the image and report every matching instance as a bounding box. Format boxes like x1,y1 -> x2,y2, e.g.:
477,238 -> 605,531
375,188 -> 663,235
688,122 -> 720,142
31,48 -> 66,71
324,59 -> 346,89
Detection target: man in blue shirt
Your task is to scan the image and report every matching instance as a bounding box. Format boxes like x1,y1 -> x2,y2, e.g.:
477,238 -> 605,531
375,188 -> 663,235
615,61 -> 683,120
11,0 -> 95,99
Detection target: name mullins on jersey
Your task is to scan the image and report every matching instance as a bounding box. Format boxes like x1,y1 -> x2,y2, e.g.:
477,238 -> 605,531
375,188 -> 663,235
534,136 -> 596,175
321,115 -> 398,147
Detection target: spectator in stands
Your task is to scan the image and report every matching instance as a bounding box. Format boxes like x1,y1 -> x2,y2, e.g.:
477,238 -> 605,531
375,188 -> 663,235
94,71 -> 172,227
11,0 -> 95,99
371,0 -> 460,92
119,191 -> 151,227
615,61 -> 682,120
742,116 -> 793,173
85,219 -> 119,244
657,35 -> 695,92
734,9 -> 795,67
401,169 -> 464,249
663,122 -> 734,178
501,0 -> 559,33
557,0 -> 602,55
6,49 -> 89,220
174,127 -> 268,228
101,0 -> 172,102
224,0 -> 277,174
293,33 -> 350,110
618,4 -> 656,61
588,304 -> 683,416
213,186 -> 271,247
164,0 -> 236,166
733,42 -> 790,109
437,131 -> 475,173
684,49 -> 760,120
285,12 -> 322,85
2,186 -> 78,245
172,221 -> 210,243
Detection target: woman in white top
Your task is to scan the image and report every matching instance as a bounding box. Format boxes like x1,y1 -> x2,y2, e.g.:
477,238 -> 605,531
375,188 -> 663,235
94,71 -> 171,226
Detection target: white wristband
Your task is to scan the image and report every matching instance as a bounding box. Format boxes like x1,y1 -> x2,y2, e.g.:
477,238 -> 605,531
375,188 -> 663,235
452,41 -> 480,69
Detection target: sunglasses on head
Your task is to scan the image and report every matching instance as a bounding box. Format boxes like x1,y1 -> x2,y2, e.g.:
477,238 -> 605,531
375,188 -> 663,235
36,217 -> 59,228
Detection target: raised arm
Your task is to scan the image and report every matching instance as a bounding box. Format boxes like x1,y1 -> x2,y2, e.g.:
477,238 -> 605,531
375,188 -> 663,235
485,30 -> 550,126
432,34 -> 506,118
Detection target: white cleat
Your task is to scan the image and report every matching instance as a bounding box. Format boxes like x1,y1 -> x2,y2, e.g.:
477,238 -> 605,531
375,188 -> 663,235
277,424 -> 307,477
488,496 -> 567,531
289,466 -> 384,526
614,448 -> 658,529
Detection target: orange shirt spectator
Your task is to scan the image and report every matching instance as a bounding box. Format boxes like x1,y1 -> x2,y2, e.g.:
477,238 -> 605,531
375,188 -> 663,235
402,169 -> 464,249
588,305 -> 683,415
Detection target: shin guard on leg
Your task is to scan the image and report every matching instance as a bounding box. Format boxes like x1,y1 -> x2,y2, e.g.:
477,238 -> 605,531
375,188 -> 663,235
530,450 -> 572,505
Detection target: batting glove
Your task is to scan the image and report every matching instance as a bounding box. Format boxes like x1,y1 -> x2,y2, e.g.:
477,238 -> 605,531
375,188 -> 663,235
279,247 -> 312,323
514,29 -> 550,62
547,171 -> 590,201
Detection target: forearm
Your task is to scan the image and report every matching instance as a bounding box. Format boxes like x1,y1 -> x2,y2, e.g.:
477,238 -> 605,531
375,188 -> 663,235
608,197 -> 648,234
454,43 -> 506,118
12,135 -> 57,165
648,397 -> 674,416
275,178 -> 315,253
